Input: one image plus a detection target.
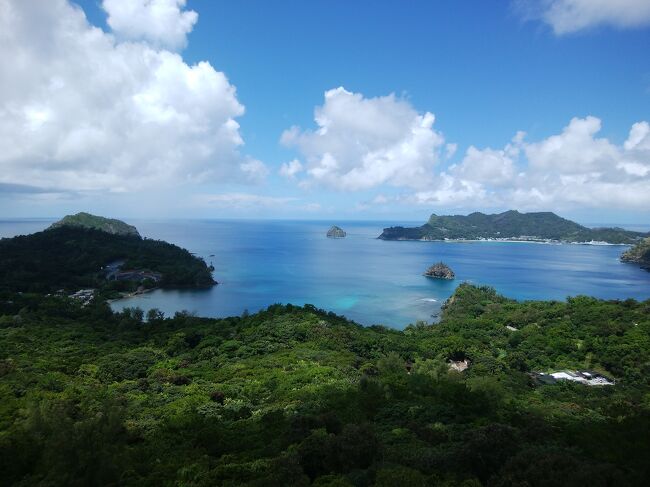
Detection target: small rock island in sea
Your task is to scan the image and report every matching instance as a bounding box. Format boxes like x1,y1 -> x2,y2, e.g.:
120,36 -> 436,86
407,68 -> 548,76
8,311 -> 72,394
424,262 -> 455,280
327,225 -> 346,238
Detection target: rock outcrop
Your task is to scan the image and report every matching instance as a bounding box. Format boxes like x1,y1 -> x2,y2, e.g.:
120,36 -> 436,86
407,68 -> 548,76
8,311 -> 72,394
327,225 -> 346,238
424,262 -> 455,280
621,237 -> 650,271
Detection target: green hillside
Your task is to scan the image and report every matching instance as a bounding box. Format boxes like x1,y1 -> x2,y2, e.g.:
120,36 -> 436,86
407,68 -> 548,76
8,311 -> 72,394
379,210 -> 647,244
1,285 -> 649,485
621,237 -> 650,270
49,212 -> 140,237
0,226 -> 215,293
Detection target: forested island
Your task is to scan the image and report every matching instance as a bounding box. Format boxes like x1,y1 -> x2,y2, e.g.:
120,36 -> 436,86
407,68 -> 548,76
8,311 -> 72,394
1,284 -> 649,485
379,210 -> 647,244
0,215 -> 215,293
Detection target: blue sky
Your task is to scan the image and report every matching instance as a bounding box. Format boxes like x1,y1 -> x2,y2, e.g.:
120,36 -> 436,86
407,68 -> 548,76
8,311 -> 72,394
1,0 -> 650,223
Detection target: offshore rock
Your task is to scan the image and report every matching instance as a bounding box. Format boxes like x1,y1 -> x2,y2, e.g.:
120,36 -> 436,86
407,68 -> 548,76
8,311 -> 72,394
424,262 -> 455,280
327,225 -> 346,238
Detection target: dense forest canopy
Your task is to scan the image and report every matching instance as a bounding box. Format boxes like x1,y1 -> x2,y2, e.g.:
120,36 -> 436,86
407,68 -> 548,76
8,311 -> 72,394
0,226 -> 215,293
1,284 -> 649,486
379,210 -> 648,244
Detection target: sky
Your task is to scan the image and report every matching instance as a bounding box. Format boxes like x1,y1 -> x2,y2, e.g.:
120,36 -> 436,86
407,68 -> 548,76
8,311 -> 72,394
1,0 -> 650,224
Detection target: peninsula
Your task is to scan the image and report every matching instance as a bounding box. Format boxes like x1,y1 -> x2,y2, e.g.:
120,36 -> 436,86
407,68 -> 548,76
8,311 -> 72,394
621,237 -> 650,271
379,210 -> 647,244
0,213 -> 215,293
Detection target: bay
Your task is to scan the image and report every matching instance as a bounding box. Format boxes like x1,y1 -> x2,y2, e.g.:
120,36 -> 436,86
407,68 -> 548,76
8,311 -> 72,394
2,219 -> 649,328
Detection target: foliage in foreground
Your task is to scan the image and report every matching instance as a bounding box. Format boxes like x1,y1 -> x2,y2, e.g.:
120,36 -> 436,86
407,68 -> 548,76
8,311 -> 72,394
1,284 -> 649,486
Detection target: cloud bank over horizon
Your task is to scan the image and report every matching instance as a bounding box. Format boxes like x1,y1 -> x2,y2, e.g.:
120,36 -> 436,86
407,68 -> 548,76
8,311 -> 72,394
0,0 -> 648,220
282,89 -> 650,212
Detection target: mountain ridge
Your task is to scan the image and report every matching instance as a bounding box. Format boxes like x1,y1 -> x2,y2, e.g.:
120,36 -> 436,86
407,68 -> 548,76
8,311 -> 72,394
379,210 -> 647,244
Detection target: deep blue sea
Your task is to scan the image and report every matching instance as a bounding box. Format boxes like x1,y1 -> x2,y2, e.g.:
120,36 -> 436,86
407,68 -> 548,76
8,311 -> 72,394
2,219 -> 649,328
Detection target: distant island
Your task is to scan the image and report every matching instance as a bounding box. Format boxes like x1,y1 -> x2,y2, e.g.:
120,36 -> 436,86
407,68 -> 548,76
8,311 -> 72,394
49,211 -> 140,237
621,237 -> 650,271
424,262 -> 455,279
379,210 -> 647,244
0,213 -> 215,294
327,225 -> 346,238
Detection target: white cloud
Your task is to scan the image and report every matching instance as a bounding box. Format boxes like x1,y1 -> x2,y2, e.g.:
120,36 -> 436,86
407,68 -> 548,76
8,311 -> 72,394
445,143 -> 458,159
406,117 -> 650,211
240,158 -> 270,182
279,159 -> 304,179
450,136 -> 520,186
524,116 -> 619,173
102,0 -> 197,50
281,88 -> 650,212
624,121 -> 650,151
517,0 -> 650,35
195,192 -> 299,209
281,87 -> 445,191
0,0 -> 263,193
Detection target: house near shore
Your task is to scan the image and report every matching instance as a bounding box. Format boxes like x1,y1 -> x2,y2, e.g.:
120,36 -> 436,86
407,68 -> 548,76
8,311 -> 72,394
68,289 -> 95,306
532,370 -> 614,386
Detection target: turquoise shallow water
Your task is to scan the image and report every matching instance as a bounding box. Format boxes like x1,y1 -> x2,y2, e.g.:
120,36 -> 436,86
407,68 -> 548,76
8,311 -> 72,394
2,219 -> 649,328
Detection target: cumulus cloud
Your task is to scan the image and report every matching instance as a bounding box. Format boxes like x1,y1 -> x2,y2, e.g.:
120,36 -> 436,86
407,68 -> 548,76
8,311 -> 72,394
282,88 -> 650,211
407,117 -> 650,210
102,0 -> 197,50
279,159 -> 304,179
0,0 -> 263,194
281,87 -> 445,191
517,0 -> 650,35
524,116 -> 619,173
450,133 -> 522,186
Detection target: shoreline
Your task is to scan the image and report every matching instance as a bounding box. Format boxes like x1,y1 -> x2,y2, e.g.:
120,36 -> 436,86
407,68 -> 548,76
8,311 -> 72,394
379,237 -> 632,246
107,286 -> 157,303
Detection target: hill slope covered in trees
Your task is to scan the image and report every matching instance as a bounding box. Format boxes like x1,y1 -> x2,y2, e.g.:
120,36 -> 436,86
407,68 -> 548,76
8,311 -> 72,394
0,225 -> 215,293
379,210 -> 647,244
621,237 -> 650,271
49,212 -> 140,237
1,284 -> 649,486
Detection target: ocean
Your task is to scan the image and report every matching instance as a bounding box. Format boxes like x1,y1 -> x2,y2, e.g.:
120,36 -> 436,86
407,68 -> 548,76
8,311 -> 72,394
2,219 -> 649,328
